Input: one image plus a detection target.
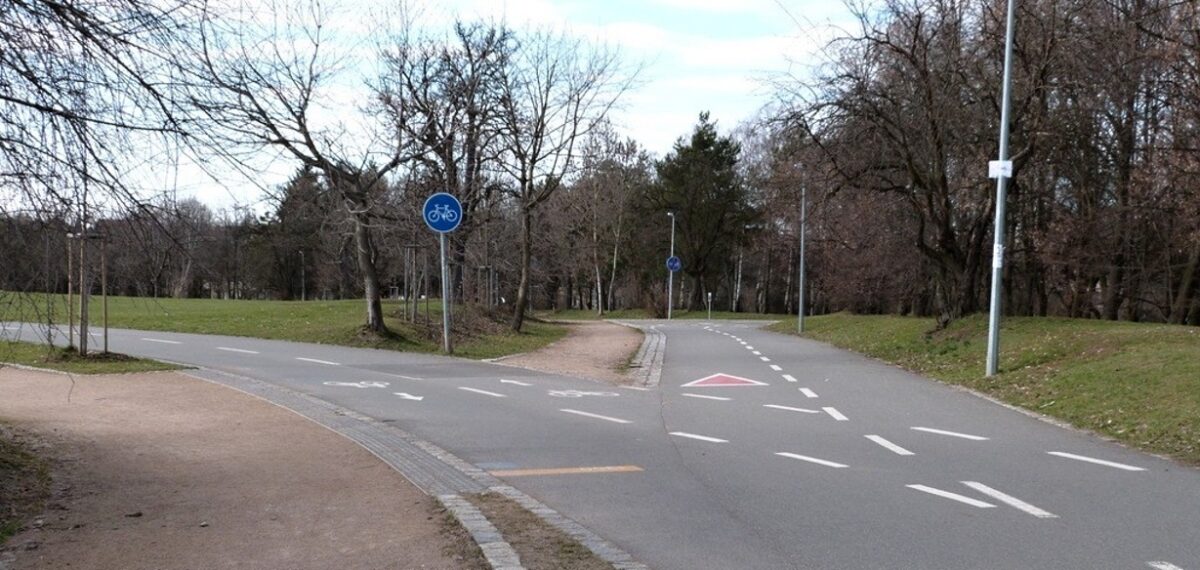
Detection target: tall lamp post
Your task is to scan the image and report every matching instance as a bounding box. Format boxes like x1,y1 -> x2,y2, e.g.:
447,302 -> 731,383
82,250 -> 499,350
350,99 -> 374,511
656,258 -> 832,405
985,0 -> 1018,377
667,212 -> 676,320
797,183 -> 808,334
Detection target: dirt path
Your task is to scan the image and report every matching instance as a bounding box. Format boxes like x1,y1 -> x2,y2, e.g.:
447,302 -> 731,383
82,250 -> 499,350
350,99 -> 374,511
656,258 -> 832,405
0,368 -> 484,570
498,321 -> 642,384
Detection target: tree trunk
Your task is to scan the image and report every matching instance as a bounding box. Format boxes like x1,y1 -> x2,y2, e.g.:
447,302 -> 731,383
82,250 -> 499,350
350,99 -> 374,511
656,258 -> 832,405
353,212 -> 386,333
1170,244 -> 1200,324
511,209 -> 532,332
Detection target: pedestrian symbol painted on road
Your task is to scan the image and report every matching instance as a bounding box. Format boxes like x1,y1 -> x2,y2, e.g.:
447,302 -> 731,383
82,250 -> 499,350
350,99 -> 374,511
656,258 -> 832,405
666,256 -> 682,272
681,374 -> 769,388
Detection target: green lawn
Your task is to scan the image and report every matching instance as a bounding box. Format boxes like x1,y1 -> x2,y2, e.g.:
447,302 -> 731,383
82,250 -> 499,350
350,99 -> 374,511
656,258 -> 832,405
538,308 -> 788,321
1,293 -> 565,360
0,341 -> 182,375
769,313 -> 1200,465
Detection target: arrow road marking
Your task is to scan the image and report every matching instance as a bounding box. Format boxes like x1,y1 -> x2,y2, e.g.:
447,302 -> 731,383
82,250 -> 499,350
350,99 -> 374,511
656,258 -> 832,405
683,393 -> 732,401
799,388 -> 818,398
459,387 -> 506,398
1047,451 -> 1145,472
907,485 -> 995,509
823,407 -> 848,421
865,435 -> 914,456
393,392 -> 424,401
764,404 -> 819,414
911,426 -> 988,440
297,357 -> 340,366
559,409 -> 632,424
775,452 -> 848,469
500,379 -> 532,386
669,431 -> 728,443
961,481 -> 1057,518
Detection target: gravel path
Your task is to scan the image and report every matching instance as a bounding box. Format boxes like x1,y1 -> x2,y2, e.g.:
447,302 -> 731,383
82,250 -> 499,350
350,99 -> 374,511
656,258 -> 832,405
497,321 -> 642,385
0,368 -> 483,570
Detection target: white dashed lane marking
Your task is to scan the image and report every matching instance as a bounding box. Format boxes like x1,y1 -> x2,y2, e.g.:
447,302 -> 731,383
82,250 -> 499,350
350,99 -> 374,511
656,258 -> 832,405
458,387 -> 506,398
683,393 -> 732,401
141,338 -> 181,345
1047,451 -> 1145,472
759,356 -> 771,362
823,407 -> 848,421
911,426 -> 988,441
560,409 -> 632,424
865,435 -> 913,456
1147,562 -> 1186,570
769,365 -> 783,371
782,375 -> 798,383
670,431 -> 728,443
500,379 -> 532,386
776,452 -> 848,469
217,346 -> 259,354
764,404 -> 819,414
799,388 -> 818,398
296,357 -> 339,366
752,350 -> 762,355
906,485 -> 995,509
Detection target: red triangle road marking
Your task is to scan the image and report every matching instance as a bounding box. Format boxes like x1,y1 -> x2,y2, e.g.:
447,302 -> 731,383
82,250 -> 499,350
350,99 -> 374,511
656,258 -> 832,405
681,373 -> 769,388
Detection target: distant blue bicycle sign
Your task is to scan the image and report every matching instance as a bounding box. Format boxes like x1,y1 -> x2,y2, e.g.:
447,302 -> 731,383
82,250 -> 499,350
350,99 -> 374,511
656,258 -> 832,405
666,256 -> 682,272
423,192 -> 463,233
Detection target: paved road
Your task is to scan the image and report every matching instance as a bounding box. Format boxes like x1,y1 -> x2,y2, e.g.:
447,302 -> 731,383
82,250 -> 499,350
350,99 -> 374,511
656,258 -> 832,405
3,320 -> 1197,569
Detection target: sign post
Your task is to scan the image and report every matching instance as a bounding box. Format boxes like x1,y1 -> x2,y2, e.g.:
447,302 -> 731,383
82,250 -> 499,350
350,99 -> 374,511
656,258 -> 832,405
666,212 -> 677,319
985,0 -> 1017,377
423,193 -> 463,354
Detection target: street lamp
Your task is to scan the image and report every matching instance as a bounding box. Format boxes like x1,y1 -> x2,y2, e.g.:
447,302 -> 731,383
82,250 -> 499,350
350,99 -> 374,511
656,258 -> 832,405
797,183 -> 808,334
985,0 -> 1018,377
667,212 -> 676,320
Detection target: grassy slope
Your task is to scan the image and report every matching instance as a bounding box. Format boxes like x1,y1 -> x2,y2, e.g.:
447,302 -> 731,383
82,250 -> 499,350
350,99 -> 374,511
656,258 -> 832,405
769,313 -> 1200,465
1,293 -> 565,360
1,341 -> 182,374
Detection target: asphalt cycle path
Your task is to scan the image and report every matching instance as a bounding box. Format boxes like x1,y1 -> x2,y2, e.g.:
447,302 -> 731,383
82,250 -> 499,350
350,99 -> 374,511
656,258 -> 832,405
3,321 -> 1197,570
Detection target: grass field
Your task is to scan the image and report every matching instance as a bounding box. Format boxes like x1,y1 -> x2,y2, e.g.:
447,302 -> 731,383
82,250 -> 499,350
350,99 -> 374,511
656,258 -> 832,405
537,308 -> 788,321
0,341 -> 183,374
1,293 -> 566,360
769,313 -> 1200,465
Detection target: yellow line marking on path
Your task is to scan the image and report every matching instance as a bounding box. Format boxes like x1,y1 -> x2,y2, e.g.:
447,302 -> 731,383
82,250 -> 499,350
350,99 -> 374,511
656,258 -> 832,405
488,465 -> 644,477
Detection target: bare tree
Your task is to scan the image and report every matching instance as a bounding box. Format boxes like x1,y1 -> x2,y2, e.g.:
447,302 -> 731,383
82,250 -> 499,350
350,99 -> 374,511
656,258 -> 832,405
495,30 -> 631,331
183,0 -> 418,333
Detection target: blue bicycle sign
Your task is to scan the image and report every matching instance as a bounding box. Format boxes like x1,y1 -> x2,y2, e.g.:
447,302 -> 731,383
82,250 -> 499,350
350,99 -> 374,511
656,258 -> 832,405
423,193 -> 463,233
666,256 -> 682,272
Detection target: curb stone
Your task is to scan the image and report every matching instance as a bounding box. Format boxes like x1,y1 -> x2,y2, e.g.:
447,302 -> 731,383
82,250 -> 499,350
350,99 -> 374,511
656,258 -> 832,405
608,321 -> 665,388
181,367 -> 649,570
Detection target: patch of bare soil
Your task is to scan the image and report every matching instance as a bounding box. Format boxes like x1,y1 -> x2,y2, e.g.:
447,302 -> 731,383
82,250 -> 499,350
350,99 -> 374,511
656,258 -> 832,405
0,424 -> 49,546
496,321 -> 642,384
0,368 -> 486,570
467,492 -> 610,570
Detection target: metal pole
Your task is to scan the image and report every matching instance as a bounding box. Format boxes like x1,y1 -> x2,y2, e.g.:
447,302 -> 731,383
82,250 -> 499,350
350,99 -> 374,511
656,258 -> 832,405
439,232 -> 452,353
798,184 -> 808,334
707,291 -> 712,320
102,236 -> 108,354
986,0 -> 1017,377
67,234 -> 74,350
667,213 -> 675,320
79,230 -> 88,356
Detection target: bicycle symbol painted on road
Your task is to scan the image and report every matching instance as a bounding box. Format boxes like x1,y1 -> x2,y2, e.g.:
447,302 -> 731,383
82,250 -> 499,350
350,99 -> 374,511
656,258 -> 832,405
426,204 -> 459,224
547,390 -> 619,398
323,381 -> 390,389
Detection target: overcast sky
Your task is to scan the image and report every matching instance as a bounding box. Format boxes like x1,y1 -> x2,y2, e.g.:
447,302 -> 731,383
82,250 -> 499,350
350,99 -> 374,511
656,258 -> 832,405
179,0 -> 853,211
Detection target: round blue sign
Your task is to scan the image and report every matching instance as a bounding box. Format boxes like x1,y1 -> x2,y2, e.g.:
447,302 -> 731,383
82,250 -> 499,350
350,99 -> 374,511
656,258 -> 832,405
666,256 -> 682,272
423,193 -> 463,233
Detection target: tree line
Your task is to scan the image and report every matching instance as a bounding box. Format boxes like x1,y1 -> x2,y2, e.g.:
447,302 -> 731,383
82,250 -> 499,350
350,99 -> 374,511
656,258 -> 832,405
3,0 -> 1199,336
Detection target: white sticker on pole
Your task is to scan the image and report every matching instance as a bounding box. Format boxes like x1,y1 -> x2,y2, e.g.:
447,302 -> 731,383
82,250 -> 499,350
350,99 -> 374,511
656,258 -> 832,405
992,243 -> 1005,269
988,160 -> 1013,179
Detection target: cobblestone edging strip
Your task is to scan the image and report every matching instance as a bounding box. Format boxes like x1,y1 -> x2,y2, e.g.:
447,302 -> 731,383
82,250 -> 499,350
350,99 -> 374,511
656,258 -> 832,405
610,321 -> 665,388
183,368 -> 648,570
438,495 -> 524,570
